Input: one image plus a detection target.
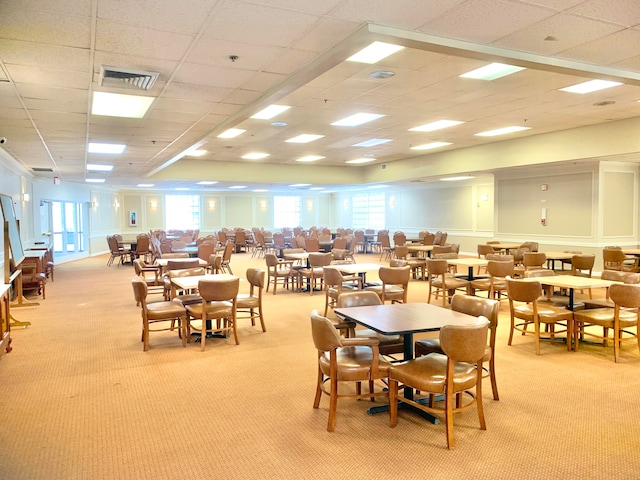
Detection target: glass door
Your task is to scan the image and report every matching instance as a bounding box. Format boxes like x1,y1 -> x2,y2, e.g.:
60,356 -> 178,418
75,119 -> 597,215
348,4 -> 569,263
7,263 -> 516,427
51,201 -> 86,257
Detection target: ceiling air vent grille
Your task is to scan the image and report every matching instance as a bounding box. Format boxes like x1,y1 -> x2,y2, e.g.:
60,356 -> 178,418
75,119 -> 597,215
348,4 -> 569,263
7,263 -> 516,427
99,66 -> 159,91
32,167 -> 54,173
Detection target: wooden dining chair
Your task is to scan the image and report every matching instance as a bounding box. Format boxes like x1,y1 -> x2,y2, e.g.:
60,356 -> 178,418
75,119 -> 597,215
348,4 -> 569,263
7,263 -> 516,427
131,277 -> 187,351
388,320 -> 489,449
236,268 -> 267,332
572,283 -> 640,362
185,277 -> 240,351
310,310 -> 390,432
415,293 -> 501,400
506,278 -> 573,355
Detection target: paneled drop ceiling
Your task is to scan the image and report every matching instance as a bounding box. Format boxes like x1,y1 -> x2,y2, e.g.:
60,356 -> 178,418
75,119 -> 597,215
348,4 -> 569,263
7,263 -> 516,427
1,0 -> 640,192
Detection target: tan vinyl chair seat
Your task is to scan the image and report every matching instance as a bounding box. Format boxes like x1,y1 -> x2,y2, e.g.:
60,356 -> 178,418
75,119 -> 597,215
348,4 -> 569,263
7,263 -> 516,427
388,321 -> 489,449
311,310 -> 390,432
415,293 -> 500,400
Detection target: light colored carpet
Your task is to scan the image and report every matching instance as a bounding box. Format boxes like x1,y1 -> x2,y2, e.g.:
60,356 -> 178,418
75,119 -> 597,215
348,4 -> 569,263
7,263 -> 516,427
0,251 -> 638,479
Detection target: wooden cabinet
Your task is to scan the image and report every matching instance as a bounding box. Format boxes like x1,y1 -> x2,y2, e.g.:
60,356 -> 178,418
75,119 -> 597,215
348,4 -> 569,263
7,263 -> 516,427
0,284 -> 12,357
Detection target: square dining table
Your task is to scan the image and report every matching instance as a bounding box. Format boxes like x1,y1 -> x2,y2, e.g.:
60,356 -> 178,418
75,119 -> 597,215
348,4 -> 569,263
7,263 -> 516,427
520,275 -> 620,311
170,273 -> 238,294
543,251 -> 575,271
446,258 -> 488,280
334,302 -> 483,422
406,245 -> 434,257
325,263 -> 381,286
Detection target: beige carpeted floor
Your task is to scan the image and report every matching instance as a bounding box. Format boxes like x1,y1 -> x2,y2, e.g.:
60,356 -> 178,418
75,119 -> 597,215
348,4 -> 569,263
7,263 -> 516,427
0,251 -> 639,479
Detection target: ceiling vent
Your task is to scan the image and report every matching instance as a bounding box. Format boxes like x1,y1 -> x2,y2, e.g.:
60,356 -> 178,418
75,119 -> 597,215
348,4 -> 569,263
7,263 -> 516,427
99,65 -> 159,91
32,167 -> 54,173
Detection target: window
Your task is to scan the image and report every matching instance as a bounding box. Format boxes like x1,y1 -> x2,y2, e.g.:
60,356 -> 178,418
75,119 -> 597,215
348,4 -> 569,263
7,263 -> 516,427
165,195 -> 200,230
273,196 -> 300,228
352,193 -> 385,229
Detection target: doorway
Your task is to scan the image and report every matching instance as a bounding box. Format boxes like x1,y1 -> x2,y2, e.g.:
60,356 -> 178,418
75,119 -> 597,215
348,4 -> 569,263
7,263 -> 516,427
46,201 -> 87,258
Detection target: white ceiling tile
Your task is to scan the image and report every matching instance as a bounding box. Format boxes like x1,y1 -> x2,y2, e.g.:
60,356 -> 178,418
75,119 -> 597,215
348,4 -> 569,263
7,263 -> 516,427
0,5 -> 90,47
421,0 -> 558,44
517,0 -> 585,11
241,71 -> 287,92
331,0 -> 467,30
23,98 -> 87,114
201,2 -> 322,48
95,20 -> 195,61
252,0 -> 346,15
493,12 -> 622,55
293,18 -> 359,53
567,0 -> 640,27
558,29 -> 640,66
152,98 -> 217,115
97,0 -> 214,34
264,49 -> 319,76
186,37 -> 285,70
0,39 -> 90,72
8,65 -> 90,89
173,63 -> 256,89
161,82 -> 234,102
13,85 -> 88,103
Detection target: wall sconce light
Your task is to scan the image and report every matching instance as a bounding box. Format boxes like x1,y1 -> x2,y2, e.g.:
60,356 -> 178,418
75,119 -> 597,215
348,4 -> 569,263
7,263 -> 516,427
259,200 -> 267,211
92,201 -> 98,208
150,200 -> 158,209
114,200 -> 120,208
480,194 -> 489,201
389,196 -> 396,209
307,200 -> 313,210
22,193 -> 30,202
208,200 -> 216,209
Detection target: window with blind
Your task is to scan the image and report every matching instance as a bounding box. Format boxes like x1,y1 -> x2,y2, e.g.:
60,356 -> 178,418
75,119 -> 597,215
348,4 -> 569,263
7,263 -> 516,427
274,196 -> 301,228
165,194 -> 200,230
352,193 -> 385,229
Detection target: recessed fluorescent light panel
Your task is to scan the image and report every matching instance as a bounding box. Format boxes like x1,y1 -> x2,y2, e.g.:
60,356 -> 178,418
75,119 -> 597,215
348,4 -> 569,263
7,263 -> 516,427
92,91 -> 154,118
559,79 -> 623,94
242,152 -> 270,160
86,164 -> 113,172
475,126 -> 530,137
289,183 -> 310,187
332,113 -> 385,127
217,128 -> 246,138
229,185 -> 247,189
88,142 -> 126,154
137,183 -> 154,187
460,63 -> 525,81
250,104 -> 290,120
175,188 -> 190,191
85,178 -> 105,183
346,158 -> 375,164
410,142 -> 452,151
252,189 -> 268,192
197,181 -> 218,185
296,155 -> 325,163
440,176 -> 475,182
309,187 -> 325,191
286,134 -> 325,143
186,149 -> 207,157
347,41 -> 405,64
409,120 -> 463,132
352,138 -> 392,147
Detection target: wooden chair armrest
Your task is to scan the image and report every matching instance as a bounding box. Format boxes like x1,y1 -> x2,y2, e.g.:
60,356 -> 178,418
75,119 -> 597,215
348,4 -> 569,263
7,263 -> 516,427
342,337 -> 380,347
